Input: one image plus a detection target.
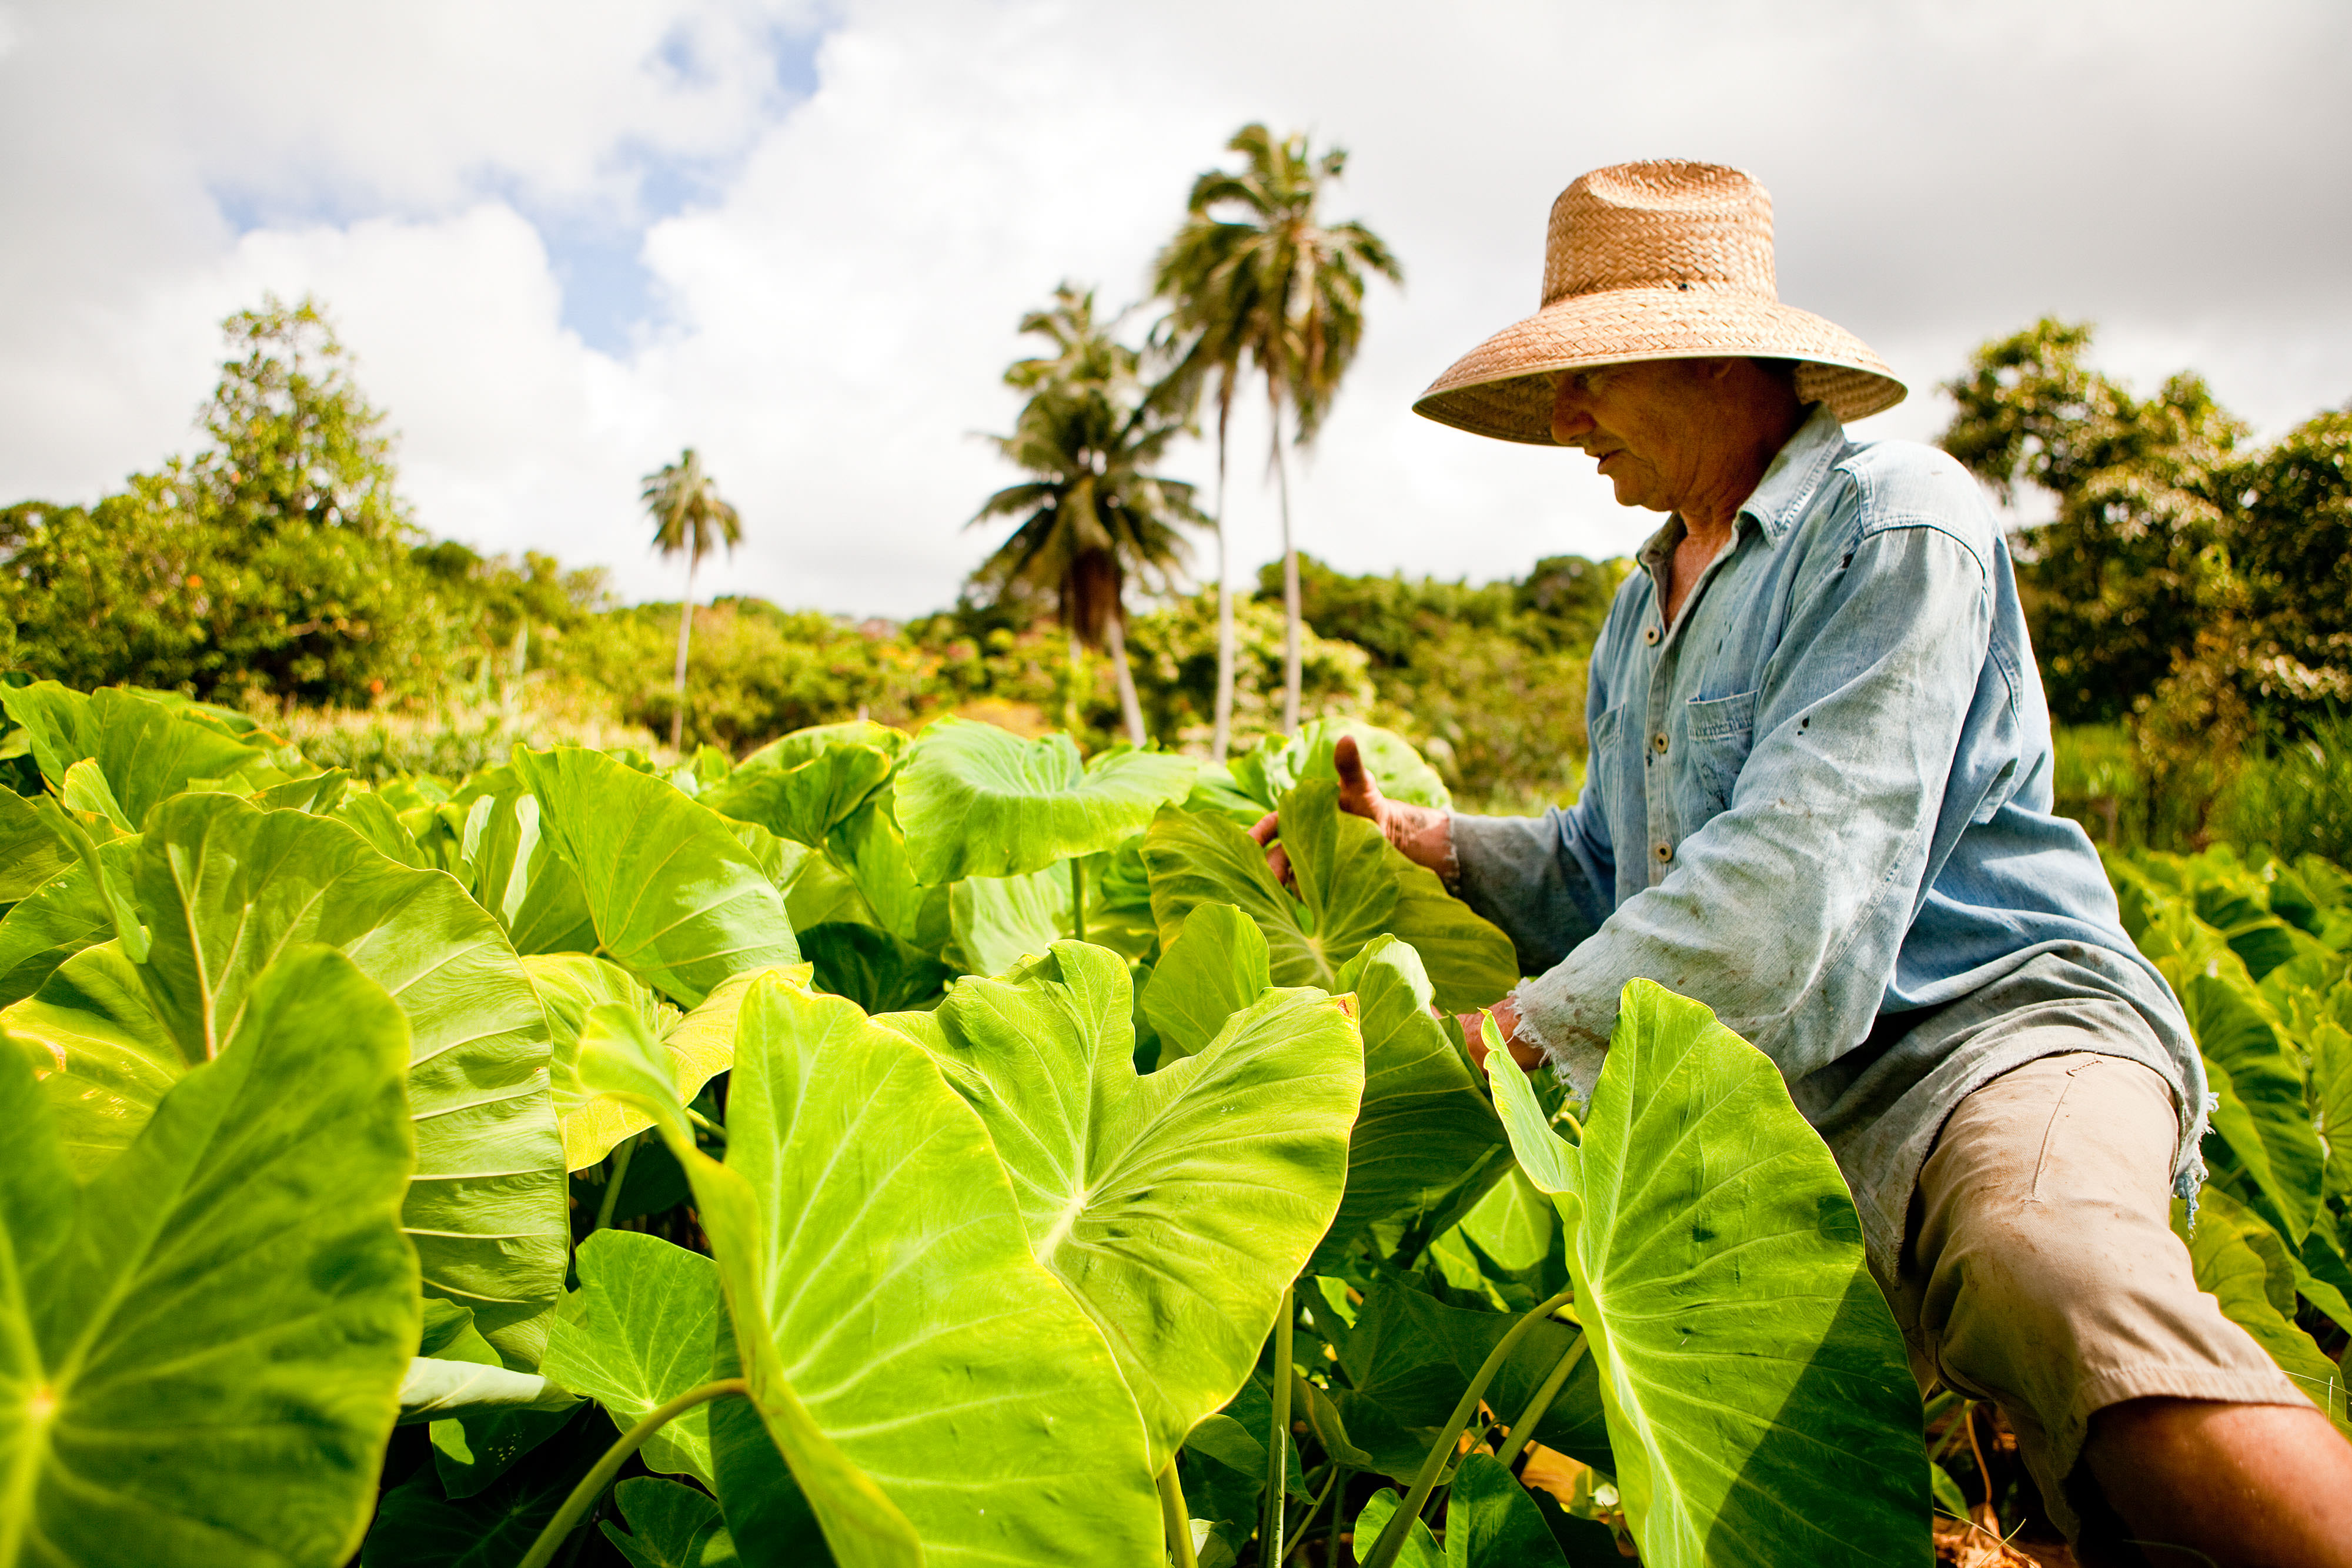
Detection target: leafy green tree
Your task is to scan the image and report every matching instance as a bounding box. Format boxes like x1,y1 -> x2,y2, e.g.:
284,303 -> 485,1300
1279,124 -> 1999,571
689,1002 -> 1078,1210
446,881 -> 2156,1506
1,296 -> 445,704
1940,319 -> 2243,724
200,297 -> 413,540
2202,408 -> 2352,733
970,284 -> 1204,744
1155,124 -> 1400,737
641,448 -> 744,751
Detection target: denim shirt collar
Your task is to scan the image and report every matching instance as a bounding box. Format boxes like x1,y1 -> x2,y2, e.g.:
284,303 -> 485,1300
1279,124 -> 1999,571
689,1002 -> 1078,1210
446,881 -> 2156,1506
1739,400 -> 1849,545
1634,401 -> 1850,574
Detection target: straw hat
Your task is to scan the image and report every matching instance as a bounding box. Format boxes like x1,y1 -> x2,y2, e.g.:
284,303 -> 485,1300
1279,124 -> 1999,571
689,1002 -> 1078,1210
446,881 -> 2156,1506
1413,160 -> 1904,443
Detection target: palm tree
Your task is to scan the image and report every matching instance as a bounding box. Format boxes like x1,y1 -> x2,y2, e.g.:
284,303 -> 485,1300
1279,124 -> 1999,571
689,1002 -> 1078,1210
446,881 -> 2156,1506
971,285 -> 1203,746
1152,123 -> 1400,737
640,447 -> 743,752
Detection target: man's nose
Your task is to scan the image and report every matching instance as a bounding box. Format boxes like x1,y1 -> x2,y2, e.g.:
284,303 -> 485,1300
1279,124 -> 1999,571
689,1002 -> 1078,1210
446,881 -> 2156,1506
1550,377 -> 1593,446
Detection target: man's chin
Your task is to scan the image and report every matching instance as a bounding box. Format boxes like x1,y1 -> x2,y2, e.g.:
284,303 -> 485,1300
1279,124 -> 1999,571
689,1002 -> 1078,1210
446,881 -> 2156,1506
1606,477 -> 1667,511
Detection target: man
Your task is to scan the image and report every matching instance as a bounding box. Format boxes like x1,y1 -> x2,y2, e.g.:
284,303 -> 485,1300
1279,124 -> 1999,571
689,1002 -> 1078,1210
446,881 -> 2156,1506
1251,161 -> 2352,1564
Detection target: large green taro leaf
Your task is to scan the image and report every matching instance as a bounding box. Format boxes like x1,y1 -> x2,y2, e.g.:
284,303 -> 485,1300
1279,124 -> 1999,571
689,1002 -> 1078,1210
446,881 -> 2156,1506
701,741 -> 895,850
524,953 -> 767,1170
2177,972 -> 2324,1245
1324,937 -> 1509,1258
2315,1011 -> 2352,1215
1354,1489 -> 1442,1568
1442,1452 -> 1568,1567
1231,718 -> 1452,813
737,719 -> 909,774
603,1477 -> 739,1568
1,682 -> 267,827
895,717 -> 1195,883
1142,783 -> 1518,1013
0,787 -> 73,903
0,946 -> 419,1568
1488,979 -> 1929,1568
882,940 -> 1362,1469
514,745 -> 800,1005
0,793 -> 567,1360
2171,1185 -> 2350,1434
439,765 -> 598,954
1140,903 -> 1269,1059
579,969 -> 1161,1566
0,833 -> 140,1008
543,1231 -> 725,1486
947,864 -> 1071,977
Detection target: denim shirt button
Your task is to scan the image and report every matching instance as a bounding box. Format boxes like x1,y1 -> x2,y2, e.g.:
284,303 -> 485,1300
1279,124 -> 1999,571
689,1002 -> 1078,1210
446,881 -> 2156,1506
1653,840 -> 1673,863
1652,731 -> 1669,754
1642,624 -> 1661,646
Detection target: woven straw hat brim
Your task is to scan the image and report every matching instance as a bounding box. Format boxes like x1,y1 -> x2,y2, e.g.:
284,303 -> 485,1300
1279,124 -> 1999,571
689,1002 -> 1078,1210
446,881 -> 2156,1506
1414,286 -> 1906,444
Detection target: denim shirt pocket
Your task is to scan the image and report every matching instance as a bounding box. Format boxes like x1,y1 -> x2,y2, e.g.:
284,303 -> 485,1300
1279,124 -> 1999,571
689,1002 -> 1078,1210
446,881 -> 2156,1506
1683,688 -> 1759,820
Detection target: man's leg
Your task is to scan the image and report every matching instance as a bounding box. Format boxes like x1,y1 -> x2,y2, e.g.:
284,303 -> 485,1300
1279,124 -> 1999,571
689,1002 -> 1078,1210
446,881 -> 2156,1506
2083,1398 -> 2352,1567
1891,1052 -> 2347,1566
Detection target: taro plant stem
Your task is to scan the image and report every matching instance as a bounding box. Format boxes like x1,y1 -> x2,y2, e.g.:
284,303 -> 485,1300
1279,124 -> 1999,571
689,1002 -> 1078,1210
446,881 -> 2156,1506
1492,1332 -> 1587,1472
1070,857 -> 1088,944
1282,1465 -> 1342,1566
1361,1284 -> 1578,1568
1156,1458 -> 1199,1568
1262,1285 -> 1294,1563
592,1132 -> 639,1233
515,1378 -> 749,1568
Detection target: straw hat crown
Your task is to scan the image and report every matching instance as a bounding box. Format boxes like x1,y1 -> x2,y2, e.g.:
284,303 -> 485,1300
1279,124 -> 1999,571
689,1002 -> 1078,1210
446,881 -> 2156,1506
1415,159 -> 1903,443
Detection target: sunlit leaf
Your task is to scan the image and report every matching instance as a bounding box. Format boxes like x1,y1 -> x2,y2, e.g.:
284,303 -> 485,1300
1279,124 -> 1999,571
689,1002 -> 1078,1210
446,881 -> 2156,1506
2180,972 -> 2323,1244
525,954 -> 765,1171
514,745 -> 800,1005
884,940 -> 1361,1467
1,681 -> 267,826
896,717 -> 1194,882
1143,783 -> 1518,1012
703,742 -> 895,850
1488,979 -> 1929,1567
579,971 -> 1161,1565
542,1231 -> 725,1486
948,864 -> 1071,977
1321,935 -> 1508,1258
0,786 -> 74,902
0,946 -> 417,1568
1,794 -> 567,1360
2173,1184 -> 2350,1435
1232,718 -> 1452,813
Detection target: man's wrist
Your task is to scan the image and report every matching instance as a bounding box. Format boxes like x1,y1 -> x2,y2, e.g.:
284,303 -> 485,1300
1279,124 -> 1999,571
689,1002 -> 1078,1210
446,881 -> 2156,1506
1386,803 -> 1456,881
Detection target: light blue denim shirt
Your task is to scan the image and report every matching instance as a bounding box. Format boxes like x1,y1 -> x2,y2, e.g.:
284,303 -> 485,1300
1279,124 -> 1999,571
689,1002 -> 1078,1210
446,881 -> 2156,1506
1449,403 -> 2204,1273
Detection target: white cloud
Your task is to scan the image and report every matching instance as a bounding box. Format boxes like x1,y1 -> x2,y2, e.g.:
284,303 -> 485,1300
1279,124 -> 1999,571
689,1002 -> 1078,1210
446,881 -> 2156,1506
2,0 -> 2347,617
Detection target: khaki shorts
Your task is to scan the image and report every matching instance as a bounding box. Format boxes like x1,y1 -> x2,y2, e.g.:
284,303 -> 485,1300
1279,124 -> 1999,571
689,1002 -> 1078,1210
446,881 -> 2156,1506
1882,1051 -> 2308,1536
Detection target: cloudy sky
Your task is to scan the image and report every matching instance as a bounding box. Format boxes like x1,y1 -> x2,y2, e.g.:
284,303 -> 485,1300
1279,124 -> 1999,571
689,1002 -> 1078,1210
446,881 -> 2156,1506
3,0 -> 2347,618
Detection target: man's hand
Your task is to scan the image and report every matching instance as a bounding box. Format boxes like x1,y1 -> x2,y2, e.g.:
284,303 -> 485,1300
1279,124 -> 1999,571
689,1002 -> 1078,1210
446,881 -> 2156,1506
1461,995 -> 1546,1074
1247,735 -> 1453,890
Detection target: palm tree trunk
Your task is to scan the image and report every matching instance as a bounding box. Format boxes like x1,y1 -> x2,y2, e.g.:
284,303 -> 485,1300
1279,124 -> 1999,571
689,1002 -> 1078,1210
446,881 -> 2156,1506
670,553 -> 699,753
1105,610 -> 1147,748
1065,630 -> 1085,735
1211,413 -> 1235,761
1273,399 -> 1301,735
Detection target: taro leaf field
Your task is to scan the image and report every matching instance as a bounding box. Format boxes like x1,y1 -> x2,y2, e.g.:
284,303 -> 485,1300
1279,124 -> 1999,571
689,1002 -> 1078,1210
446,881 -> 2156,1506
0,682 -> 2347,1567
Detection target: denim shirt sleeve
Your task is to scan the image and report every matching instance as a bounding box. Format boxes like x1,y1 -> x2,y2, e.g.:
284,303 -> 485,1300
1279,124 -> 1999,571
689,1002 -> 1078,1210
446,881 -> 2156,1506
1508,495 -> 1995,1092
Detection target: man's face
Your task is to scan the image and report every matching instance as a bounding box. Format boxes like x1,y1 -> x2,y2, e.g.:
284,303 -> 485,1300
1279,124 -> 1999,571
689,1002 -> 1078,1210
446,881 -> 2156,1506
1548,357 -> 1728,513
